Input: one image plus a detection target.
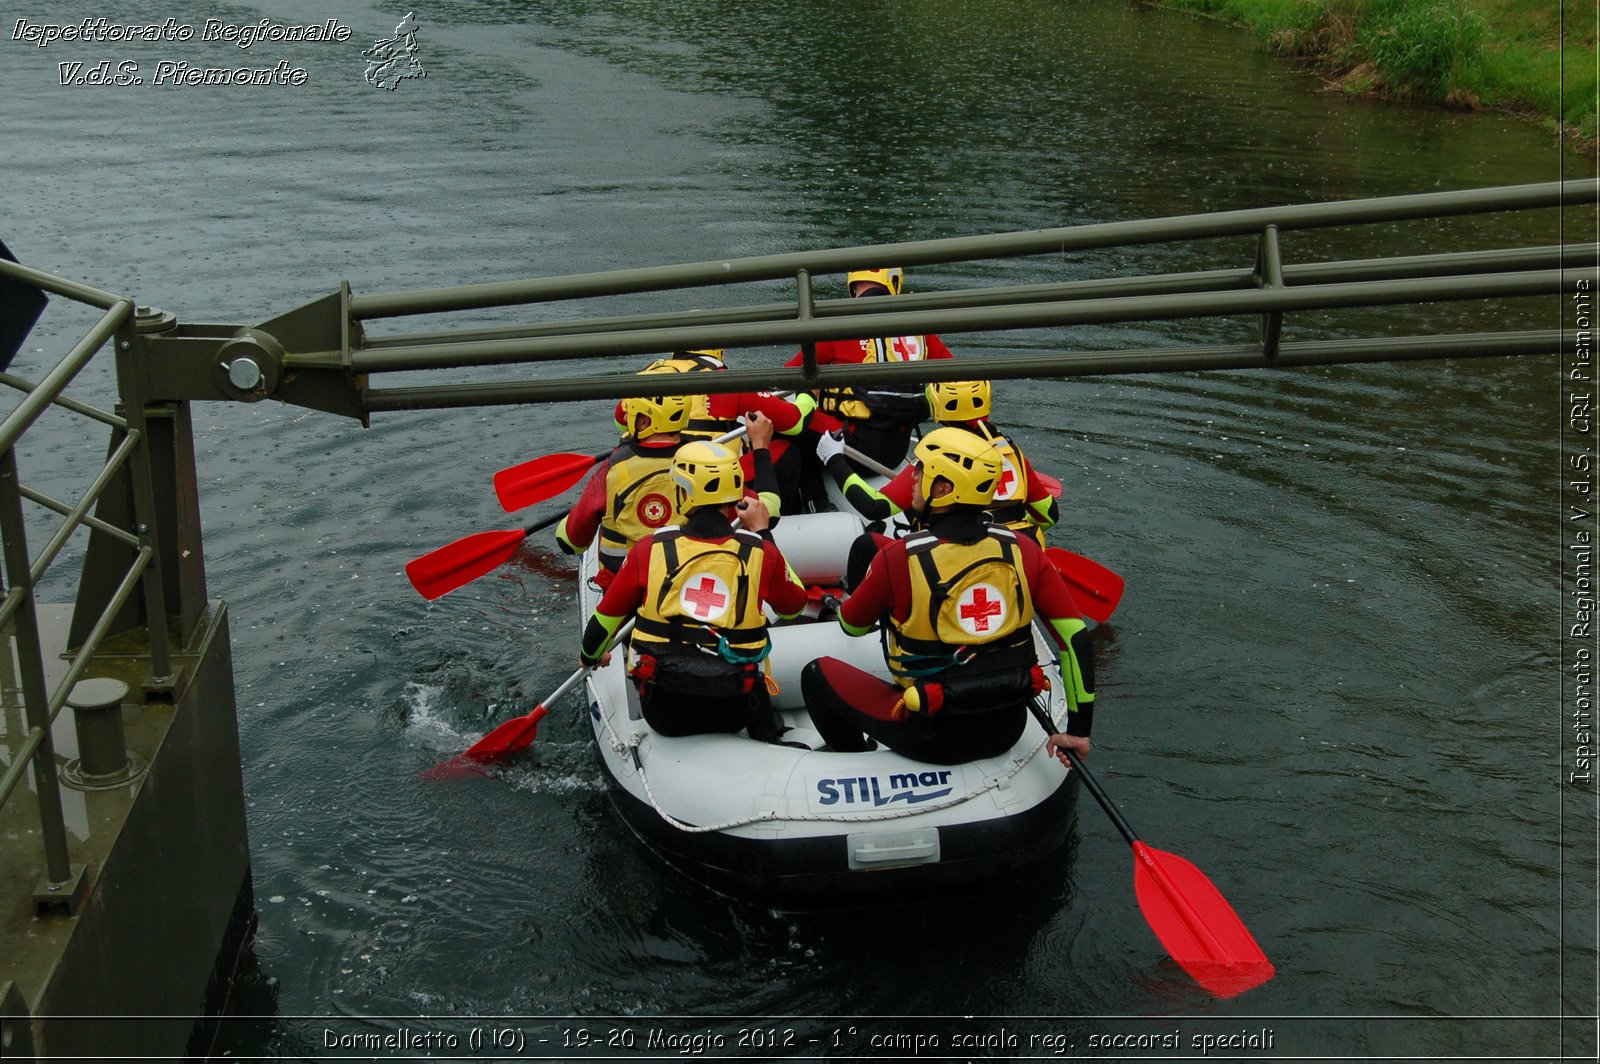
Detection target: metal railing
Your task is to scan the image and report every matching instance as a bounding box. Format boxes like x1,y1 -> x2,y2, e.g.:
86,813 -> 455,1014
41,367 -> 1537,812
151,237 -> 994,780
0,262 -> 174,909
105,180 -> 1594,425
249,179 -> 1597,416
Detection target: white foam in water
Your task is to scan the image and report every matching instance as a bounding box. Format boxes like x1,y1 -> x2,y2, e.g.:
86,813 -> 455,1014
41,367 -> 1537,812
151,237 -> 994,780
401,681 -> 478,751
504,753 -> 607,796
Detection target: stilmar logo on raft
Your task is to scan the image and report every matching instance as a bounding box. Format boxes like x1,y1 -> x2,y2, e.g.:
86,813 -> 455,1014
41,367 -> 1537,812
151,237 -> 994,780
812,770 -> 954,809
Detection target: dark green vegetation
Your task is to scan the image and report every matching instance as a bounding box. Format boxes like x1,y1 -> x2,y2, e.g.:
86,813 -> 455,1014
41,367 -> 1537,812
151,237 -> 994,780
1159,0 -> 1597,148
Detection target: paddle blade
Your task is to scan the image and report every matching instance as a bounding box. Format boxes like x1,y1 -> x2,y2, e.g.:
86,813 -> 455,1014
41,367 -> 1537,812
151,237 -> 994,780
1033,470 -> 1063,498
462,705 -> 548,760
1131,840 -> 1275,997
406,528 -> 529,600
495,452 -> 601,512
1046,547 -> 1125,623
419,753 -> 490,783
422,705 -> 550,782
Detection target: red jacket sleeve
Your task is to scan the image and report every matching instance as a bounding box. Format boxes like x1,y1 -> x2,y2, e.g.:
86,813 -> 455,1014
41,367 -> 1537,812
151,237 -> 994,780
564,459 -> 612,548
706,391 -> 804,434
747,392 -> 803,433
593,536 -> 650,617
882,467 -> 915,510
786,339 -> 860,368
838,539 -> 902,631
759,538 -> 809,617
1019,536 -> 1084,641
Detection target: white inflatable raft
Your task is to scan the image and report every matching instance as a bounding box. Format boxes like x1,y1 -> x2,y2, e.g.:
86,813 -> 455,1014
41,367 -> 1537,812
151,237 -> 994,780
579,503 -> 1079,908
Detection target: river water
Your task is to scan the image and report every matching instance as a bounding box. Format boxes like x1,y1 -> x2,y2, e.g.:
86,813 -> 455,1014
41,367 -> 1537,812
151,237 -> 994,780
4,0 -> 1595,1060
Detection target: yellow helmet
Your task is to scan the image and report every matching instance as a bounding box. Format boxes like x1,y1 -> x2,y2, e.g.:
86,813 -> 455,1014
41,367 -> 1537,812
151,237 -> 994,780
927,379 -> 992,423
645,348 -> 725,369
671,440 -> 745,510
846,267 -> 904,297
619,392 -> 692,437
913,427 -> 1002,508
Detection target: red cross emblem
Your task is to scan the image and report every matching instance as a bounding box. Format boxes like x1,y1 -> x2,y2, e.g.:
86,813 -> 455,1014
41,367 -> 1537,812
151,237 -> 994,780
682,575 -> 729,619
958,584 -> 1005,634
994,461 -> 1018,501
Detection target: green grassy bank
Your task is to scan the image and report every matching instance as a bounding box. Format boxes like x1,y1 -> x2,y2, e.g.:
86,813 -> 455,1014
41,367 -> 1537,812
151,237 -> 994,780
1156,0 -> 1598,149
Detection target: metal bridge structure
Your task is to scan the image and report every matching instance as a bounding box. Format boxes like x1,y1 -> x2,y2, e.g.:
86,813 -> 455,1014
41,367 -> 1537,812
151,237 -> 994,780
0,178 -> 1594,1059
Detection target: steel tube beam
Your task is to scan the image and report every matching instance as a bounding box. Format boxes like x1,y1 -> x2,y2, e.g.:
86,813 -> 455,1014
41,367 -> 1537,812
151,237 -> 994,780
0,372 -> 129,431
41,546 -> 154,722
18,485 -> 142,550
348,269 -> 1565,374
0,258 -> 126,311
358,243 -> 1589,352
348,179 -> 1593,319
363,329 -> 1569,412
0,449 -> 74,885
21,430 -> 145,586
0,726 -> 48,808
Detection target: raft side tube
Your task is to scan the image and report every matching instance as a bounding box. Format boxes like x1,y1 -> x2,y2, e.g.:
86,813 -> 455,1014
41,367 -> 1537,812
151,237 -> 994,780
769,509 -> 864,585
601,759 -> 1079,909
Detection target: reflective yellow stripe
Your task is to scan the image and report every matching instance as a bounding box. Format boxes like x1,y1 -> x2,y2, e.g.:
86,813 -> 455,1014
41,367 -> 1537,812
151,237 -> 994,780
582,609 -> 629,662
839,615 -> 875,638
555,515 -> 579,553
1048,617 -> 1094,708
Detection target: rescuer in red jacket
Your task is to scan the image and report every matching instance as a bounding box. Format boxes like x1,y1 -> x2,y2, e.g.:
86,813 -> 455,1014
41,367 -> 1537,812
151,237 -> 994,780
786,267 -> 955,505
800,427 -> 1095,766
579,441 -> 810,743
614,348 -> 809,515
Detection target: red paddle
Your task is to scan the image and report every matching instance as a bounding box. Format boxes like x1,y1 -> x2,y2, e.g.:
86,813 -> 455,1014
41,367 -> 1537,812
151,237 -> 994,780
1028,700 -> 1274,997
1046,546 -> 1125,623
494,451 -> 607,512
421,705 -> 552,782
424,619 -> 637,780
405,510 -> 565,601
1032,469 -> 1063,498
495,424 -> 753,513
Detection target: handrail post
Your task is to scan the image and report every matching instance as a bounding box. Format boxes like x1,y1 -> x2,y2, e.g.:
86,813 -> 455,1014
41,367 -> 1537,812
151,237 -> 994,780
1256,224 -> 1285,360
113,322 -> 175,686
796,269 -> 818,380
0,446 -> 82,904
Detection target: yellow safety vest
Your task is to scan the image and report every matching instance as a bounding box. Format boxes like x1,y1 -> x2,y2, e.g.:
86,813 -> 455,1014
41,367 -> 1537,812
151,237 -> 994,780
885,526 -> 1036,687
975,424 -> 1036,540
818,336 -> 933,424
599,441 -> 682,567
631,527 -> 770,660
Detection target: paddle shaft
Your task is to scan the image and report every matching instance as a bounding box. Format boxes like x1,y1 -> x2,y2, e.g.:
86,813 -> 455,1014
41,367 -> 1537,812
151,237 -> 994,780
841,442 -> 899,479
1027,698 -> 1136,845
757,387 -> 898,479
523,509 -> 566,537
1027,698 -> 1242,965
560,617 -> 637,699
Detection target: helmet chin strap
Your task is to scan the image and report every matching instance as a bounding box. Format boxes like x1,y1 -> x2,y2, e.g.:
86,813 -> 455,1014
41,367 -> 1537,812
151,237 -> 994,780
911,477 -> 955,527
